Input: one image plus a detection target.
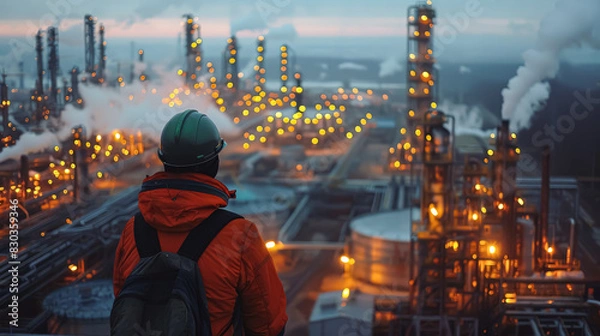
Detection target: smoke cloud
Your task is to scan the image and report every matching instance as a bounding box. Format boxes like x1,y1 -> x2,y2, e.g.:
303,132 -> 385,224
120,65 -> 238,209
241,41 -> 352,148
0,65 -> 236,162
378,56 -> 402,78
501,0 -> 600,131
439,100 -> 494,138
338,62 -> 367,71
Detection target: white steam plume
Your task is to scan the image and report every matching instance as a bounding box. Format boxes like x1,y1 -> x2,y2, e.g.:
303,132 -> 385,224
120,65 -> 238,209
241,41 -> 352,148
501,0 -> 600,131
0,66 -> 236,162
379,57 -> 403,78
439,100 -> 493,138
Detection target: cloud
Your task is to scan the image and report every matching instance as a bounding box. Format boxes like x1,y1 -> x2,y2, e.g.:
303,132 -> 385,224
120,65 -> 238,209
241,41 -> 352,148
379,56 -> 402,78
338,62 -> 367,71
266,24 -> 298,41
230,12 -> 268,35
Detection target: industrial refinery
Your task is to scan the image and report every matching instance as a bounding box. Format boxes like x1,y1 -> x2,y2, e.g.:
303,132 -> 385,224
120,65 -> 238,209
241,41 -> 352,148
1,0 -> 600,335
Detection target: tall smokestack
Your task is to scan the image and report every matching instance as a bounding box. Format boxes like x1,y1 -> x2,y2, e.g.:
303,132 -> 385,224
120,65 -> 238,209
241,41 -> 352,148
18,62 -> 24,89
223,36 -> 238,90
98,24 -> 106,84
47,27 -> 60,117
35,30 -> 44,123
84,14 -> 96,75
540,147 -> 550,257
0,73 -> 9,134
183,14 -> 201,87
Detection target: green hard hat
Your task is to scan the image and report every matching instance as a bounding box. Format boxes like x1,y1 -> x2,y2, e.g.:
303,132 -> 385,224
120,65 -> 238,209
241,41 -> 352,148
158,109 -> 226,167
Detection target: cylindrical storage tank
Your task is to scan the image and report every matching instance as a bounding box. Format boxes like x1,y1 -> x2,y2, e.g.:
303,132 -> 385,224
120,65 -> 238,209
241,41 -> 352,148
348,210 -> 417,290
43,280 -> 113,335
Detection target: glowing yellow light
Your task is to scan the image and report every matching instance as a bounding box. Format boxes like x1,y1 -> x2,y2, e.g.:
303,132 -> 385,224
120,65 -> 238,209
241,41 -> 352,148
481,207 -> 487,214
366,112 -> 373,119
489,245 -> 497,254
68,264 -> 78,272
517,198 -> 525,206
54,145 -> 60,152
472,213 -> 479,221
400,128 -> 407,135
425,134 -> 432,142
259,136 -> 267,143
429,204 -> 439,217
487,149 -> 494,156
311,137 -> 319,145
346,132 -> 353,139
340,255 -> 350,264
430,102 -> 438,109
342,288 -> 350,299
547,246 -> 554,254
265,241 -> 276,249
415,129 -> 422,137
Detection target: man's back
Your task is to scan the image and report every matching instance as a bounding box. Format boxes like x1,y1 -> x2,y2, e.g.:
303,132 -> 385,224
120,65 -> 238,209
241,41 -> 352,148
113,172 -> 287,336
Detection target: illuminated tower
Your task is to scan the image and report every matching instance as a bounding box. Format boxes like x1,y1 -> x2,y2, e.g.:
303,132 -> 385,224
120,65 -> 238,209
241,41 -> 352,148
84,15 -> 96,75
138,49 -> 148,82
255,36 -> 266,87
280,44 -> 289,93
47,27 -> 60,116
223,36 -> 238,90
33,30 -> 45,123
406,3 -> 436,140
489,120 -> 519,260
98,24 -> 107,84
0,73 -> 10,134
183,14 -> 202,87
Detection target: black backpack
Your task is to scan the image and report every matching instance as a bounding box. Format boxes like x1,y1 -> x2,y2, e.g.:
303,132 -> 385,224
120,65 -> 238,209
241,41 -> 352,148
110,209 -> 242,336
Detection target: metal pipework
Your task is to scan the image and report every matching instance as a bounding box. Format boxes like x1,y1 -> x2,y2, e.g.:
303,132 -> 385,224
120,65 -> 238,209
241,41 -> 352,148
540,147 -> 550,255
566,218 -> 576,269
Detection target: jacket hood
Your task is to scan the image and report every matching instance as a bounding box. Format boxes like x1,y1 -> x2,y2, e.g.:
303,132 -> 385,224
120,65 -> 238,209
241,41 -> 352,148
138,172 -> 236,232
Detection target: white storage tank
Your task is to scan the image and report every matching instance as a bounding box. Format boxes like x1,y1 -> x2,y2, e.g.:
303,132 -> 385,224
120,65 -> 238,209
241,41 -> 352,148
348,209 -> 417,290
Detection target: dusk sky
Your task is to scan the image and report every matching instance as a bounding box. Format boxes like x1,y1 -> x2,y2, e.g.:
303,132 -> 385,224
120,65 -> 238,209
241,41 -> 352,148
0,0 -> 598,65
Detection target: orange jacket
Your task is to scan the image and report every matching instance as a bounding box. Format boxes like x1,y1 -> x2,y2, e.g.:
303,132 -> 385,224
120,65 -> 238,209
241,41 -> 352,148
113,172 -> 287,336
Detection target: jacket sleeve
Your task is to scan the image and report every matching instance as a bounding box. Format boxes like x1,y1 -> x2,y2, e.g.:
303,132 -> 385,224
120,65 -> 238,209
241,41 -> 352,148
113,217 -> 133,297
238,222 -> 288,336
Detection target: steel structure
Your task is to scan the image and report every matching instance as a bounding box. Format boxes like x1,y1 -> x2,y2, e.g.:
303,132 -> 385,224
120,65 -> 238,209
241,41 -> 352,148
47,27 -> 60,117
33,30 -> 47,123
98,24 -> 106,84
0,73 -> 10,135
280,44 -> 289,93
254,36 -> 266,88
223,36 -> 239,90
84,14 -> 96,75
183,14 -> 202,87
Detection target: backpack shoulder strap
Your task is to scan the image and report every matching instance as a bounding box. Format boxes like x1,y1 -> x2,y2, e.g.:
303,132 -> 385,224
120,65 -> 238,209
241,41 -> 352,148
177,209 -> 243,261
133,213 -> 162,258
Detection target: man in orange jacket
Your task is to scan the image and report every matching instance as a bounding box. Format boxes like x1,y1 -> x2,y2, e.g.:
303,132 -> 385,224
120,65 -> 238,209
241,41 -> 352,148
113,109 -> 287,335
